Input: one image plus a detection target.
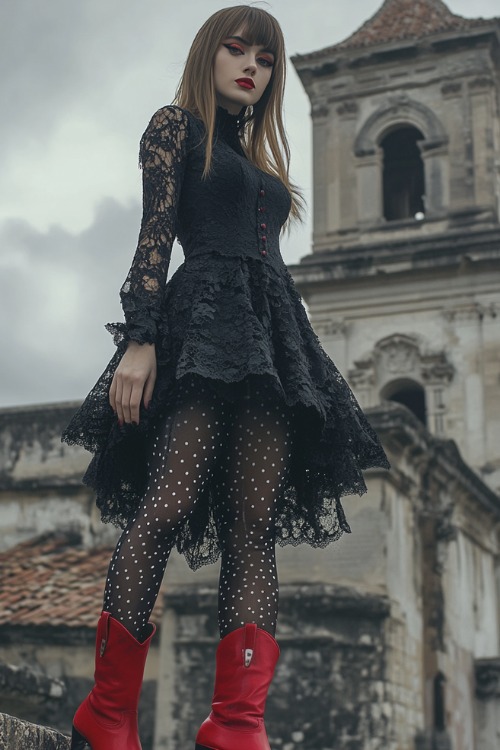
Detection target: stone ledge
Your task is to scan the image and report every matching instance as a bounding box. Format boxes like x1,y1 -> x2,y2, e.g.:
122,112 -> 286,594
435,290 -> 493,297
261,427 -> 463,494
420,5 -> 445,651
0,713 -> 69,750
165,581 -> 391,617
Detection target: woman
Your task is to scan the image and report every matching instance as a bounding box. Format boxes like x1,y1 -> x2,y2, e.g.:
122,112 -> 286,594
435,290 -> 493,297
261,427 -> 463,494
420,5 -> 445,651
63,6 -> 390,750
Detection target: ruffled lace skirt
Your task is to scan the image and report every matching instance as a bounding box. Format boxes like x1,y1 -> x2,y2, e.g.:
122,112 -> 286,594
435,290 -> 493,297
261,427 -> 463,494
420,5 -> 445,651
62,253 -> 390,570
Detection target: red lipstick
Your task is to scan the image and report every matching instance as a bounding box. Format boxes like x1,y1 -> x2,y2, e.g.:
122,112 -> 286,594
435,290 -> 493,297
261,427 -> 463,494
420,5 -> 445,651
235,78 -> 255,89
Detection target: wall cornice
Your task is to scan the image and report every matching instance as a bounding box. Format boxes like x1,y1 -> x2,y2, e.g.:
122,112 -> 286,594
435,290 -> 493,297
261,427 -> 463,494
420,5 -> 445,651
288,226 -> 500,289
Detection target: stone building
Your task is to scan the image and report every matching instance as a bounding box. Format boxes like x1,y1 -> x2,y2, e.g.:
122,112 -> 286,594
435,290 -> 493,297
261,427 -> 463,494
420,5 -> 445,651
1,2 -> 500,749
288,1 -> 500,748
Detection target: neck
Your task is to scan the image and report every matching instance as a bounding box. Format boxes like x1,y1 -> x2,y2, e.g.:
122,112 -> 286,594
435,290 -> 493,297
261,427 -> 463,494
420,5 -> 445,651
216,104 -> 246,125
214,105 -> 247,153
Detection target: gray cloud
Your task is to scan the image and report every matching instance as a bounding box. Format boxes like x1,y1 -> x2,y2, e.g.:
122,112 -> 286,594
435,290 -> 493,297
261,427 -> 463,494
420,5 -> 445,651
1,0 -> 497,406
0,194 -> 189,405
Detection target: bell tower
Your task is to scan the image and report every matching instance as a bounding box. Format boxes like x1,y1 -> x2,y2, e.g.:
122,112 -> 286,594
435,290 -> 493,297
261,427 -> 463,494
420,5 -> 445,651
291,0 -> 500,493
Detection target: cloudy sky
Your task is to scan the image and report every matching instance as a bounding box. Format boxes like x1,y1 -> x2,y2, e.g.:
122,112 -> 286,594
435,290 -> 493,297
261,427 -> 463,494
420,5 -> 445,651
1,0 -> 497,408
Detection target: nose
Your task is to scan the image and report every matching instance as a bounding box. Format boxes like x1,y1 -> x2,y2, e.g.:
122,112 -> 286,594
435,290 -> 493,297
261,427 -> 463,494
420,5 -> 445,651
244,58 -> 257,75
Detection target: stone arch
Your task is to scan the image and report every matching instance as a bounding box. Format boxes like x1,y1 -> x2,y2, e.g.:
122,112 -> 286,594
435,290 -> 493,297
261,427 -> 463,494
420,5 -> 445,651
354,95 -> 448,157
380,376 -> 427,426
349,334 -> 454,435
354,95 -> 449,220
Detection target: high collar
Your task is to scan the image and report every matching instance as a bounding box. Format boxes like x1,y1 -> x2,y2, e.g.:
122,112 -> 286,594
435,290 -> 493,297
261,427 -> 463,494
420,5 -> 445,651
215,105 -> 247,151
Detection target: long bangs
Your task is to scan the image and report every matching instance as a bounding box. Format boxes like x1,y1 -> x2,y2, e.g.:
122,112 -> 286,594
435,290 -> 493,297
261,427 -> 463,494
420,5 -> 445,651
216,6 -> 284,60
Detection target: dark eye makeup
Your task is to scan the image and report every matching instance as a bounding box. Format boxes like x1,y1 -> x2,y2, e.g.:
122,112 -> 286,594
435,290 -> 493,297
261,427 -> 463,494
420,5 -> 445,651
222,43 -> 274,67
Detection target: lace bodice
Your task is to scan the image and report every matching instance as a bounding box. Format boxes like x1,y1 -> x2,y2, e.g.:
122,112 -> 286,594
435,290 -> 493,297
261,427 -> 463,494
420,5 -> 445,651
120,105 -> 292,344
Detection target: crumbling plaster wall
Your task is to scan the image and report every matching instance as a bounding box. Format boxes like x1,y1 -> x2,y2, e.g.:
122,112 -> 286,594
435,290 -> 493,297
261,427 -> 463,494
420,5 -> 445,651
0,403 -> 120,550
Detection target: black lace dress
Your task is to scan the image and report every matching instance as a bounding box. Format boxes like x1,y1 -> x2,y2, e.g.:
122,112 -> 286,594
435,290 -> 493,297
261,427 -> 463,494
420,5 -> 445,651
62,104 -> 390,570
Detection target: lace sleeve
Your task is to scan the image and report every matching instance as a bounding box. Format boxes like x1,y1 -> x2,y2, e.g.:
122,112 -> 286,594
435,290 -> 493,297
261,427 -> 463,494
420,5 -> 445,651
119,105 -> 189,344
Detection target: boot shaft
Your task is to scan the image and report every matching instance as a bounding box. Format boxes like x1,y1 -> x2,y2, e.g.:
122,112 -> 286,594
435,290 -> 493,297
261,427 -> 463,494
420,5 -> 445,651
91,612 -> 155,713
211,624 -> 279,725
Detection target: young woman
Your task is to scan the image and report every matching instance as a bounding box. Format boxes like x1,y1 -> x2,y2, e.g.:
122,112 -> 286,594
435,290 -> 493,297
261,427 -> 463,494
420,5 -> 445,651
63,6 -> 389,750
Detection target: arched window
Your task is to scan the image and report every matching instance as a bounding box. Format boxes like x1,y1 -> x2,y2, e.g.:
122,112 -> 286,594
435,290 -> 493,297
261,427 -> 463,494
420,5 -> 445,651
381,378 -> 427,426
381,126 -> 425,221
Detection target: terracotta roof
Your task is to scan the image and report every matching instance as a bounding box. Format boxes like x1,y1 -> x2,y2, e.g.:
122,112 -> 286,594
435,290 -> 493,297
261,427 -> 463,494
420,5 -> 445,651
0,532 -> 163,629
294,0 -> 499,60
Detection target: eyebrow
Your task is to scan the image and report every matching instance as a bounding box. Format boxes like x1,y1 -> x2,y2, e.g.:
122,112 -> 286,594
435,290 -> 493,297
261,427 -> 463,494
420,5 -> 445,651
225,35 -> 275,56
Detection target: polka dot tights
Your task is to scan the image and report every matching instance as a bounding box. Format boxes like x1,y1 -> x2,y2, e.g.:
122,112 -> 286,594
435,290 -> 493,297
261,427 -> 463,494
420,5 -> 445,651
103,380 -> 294,642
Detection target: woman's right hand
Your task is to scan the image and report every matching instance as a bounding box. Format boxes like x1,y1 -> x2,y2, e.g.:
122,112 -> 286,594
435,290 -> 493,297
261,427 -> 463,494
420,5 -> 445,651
109,341 -> 157,425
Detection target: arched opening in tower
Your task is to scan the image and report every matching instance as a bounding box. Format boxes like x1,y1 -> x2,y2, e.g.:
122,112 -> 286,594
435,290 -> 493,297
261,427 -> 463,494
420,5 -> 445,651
381,126 -> 425,221
381,378 -> 427,426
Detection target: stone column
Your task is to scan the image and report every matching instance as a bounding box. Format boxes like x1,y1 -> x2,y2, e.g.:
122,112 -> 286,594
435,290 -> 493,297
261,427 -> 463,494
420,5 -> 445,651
311,106 -> 329,248
355,148 -> 384,226
419,140 -> 449,217
468,77 -> 497,214
336,101 -> 359,231
441,81 -> 472,212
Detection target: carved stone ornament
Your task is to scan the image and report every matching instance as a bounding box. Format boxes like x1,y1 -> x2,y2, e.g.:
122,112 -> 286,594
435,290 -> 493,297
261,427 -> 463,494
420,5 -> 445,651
374,334 -> 420,376
311,104 -> 329,119
349,334 -> 454,397
386,92 -> 411,111
435,503 -> 457,544
323,319 -> 348,337
441,81 -> 463,97
475,658 -> 500,698
336,100 -> 358,117
421,353 -> 454,384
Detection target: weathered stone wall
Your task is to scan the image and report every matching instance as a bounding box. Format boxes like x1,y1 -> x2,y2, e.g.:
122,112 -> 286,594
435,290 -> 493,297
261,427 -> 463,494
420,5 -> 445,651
440,522 -> 500,750
0,402 -> 119,551
0,631 -> 160,750
155,585 -> 391,750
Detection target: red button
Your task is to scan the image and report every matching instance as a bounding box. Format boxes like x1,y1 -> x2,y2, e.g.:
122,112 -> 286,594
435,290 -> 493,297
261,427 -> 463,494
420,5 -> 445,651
261,250 -> 267,256
261,236 -> 267,242
258,207 -> 266,213
260,223 -> 267,230
260,189 -> 265,196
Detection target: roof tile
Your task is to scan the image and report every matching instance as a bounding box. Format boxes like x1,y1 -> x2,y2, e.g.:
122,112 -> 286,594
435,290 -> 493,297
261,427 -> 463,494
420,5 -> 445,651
297,0 -> 499,59
0,532 -> 164,629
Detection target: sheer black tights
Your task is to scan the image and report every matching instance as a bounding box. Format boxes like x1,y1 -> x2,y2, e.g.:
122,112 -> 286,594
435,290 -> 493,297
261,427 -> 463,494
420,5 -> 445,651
103,381 -> 294,642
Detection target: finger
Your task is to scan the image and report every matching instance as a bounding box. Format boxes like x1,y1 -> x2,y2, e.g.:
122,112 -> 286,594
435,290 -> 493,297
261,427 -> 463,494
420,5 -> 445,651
121,381 -> 133,424
130,382 -> 144,425
114,376 -> 124,424
109,374 -> 117,413
143,369 -> 157,410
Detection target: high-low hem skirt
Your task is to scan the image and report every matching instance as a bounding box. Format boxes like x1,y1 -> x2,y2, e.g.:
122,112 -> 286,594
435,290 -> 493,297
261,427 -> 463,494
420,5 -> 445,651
62,253 -> 390,571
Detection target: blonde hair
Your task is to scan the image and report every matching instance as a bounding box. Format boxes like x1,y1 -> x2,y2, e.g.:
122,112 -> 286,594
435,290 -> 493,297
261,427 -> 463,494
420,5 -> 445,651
173,5 -> 304,224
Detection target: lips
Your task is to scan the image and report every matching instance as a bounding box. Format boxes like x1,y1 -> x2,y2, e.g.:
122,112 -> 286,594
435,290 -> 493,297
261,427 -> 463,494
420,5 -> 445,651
235,78 -> 255,90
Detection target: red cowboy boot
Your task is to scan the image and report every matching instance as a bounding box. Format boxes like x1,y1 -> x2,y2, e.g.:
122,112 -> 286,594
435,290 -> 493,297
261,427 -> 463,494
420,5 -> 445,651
70,611 -> 156,750
195,623 -> 280,750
